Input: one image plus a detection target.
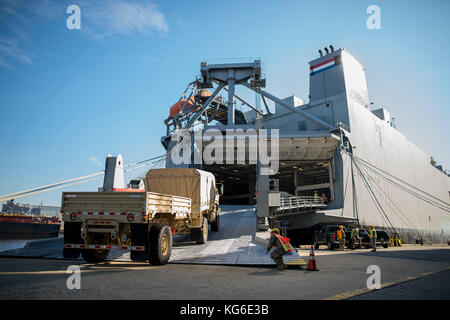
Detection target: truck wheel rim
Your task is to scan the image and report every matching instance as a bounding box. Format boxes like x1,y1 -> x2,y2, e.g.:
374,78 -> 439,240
161,233 -> 169,256
203,219 -> 207,239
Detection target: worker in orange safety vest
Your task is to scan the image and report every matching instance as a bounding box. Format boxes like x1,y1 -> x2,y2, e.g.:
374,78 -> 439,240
266,228 -> 292,270
337,225 -> 346,251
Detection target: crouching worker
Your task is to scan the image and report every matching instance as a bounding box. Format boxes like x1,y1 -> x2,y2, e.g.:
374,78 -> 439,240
266,228 -> 292,271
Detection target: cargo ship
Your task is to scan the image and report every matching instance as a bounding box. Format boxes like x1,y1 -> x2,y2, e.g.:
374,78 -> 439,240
0,200 -> 61,239
160,46 -> 450,244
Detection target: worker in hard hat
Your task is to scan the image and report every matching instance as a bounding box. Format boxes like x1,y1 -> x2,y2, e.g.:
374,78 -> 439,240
265,228 -> 292,271
337,225 -> 346,251
313,191 -> 319,204
350,227 -> 360,250
369,225 -> 377,252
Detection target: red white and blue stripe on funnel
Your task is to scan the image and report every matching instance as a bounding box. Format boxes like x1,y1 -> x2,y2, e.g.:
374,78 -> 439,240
310,57 -> 337,75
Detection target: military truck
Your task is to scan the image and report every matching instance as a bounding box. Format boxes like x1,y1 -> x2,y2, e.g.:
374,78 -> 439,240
61,168 -> 222,265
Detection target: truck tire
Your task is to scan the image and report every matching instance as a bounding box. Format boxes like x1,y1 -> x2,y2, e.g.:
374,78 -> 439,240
81,249 -> 110,263
327,239 -> 333,250
314,241 -> 319,250
63,222 -> 82,259
200,217 -> 209,244
148,224 -> 172,265
191,217 -> 209,244
210,212 -> 220,232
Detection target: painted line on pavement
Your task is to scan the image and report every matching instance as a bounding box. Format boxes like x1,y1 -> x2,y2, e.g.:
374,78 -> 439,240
322,267 -> 450,300
0,262 -> 165,275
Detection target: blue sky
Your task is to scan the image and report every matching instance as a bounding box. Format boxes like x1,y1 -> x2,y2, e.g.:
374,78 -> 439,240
0,0 -> 449,206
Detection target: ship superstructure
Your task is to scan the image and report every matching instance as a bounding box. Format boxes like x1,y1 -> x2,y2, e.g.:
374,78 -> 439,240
160,47 -> 450,244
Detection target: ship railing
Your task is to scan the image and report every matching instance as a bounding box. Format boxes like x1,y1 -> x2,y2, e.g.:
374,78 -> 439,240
276,195 -> 327,213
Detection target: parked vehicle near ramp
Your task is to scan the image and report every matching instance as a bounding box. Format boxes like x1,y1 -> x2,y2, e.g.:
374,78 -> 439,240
313,224 -> 348,250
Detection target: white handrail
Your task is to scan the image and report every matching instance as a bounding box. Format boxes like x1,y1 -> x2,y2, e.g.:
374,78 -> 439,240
277,195 -> 326,211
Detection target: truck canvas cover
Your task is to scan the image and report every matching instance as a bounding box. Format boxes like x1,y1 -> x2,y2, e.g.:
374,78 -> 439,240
145,168 -> 216,214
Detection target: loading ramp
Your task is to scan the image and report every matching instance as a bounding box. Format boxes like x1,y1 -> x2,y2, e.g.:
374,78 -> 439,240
111,205 -> 306,266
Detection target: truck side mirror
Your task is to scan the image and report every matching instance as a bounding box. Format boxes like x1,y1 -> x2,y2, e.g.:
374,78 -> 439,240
216,183 -> 224,196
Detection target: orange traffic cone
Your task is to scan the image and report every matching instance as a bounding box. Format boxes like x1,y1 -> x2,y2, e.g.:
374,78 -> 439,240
307,245 -> 319,271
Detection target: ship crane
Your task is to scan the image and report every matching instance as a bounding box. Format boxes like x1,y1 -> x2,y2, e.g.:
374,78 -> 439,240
161,59 -> 336,148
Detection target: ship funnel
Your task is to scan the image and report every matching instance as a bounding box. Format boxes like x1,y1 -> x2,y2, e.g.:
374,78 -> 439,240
330,45 -> 334,52
318,49 -> 323,57
324,47 -> 329,55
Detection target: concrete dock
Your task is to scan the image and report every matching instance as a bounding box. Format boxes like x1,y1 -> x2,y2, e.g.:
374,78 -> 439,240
0,245 -> 448,300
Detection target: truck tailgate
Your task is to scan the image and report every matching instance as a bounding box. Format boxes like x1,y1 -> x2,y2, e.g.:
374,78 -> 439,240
61,192 -> 146,216
61,191 -> 191,220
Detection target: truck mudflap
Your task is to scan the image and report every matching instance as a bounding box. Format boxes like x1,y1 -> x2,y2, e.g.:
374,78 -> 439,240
130,223 -> 149,261
64,244 -> 146,251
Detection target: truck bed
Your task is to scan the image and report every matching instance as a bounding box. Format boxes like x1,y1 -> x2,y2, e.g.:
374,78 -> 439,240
61,191 -> 191,221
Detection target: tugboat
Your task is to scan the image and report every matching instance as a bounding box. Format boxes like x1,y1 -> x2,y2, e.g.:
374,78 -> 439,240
0,200 -> 61,239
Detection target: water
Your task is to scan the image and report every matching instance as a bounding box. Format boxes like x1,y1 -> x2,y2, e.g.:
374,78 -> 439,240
0,234 -> 62,251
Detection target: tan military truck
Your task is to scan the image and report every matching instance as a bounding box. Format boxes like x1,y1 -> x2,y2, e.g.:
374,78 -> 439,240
61,168 -> 222,265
